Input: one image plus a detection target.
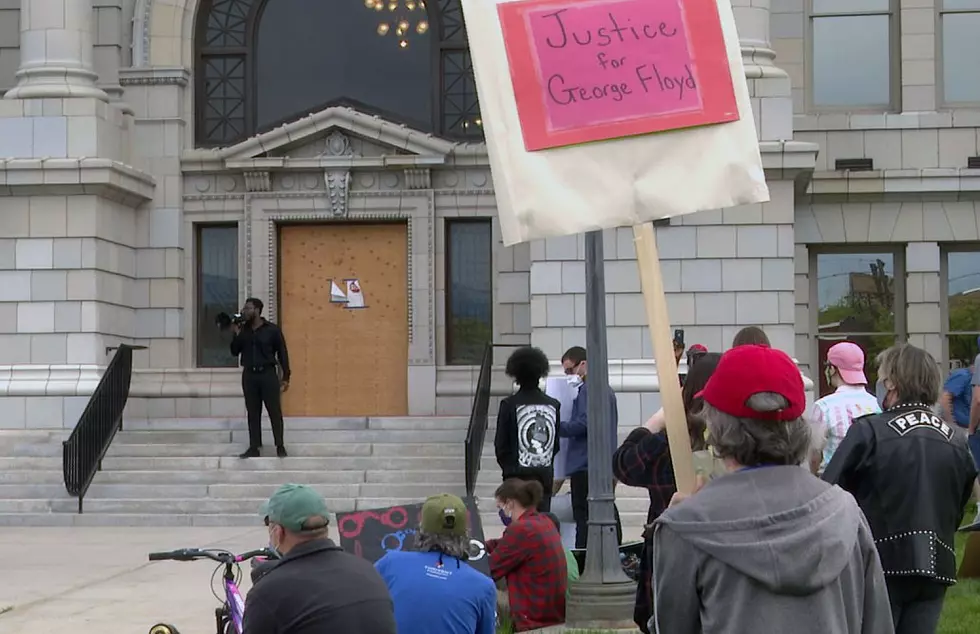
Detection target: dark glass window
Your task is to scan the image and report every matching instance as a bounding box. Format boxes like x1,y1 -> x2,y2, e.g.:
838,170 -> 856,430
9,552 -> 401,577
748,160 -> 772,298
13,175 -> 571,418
197,224 -> 240,367
446,219 -> 492,365
815,251 -> 901,397
194,0 -> 483,147
945,248 -> 980,371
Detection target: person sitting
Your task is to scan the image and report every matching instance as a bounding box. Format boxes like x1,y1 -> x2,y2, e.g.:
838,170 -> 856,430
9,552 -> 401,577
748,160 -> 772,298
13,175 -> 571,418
243,484 -> 396,634
651,345 -> 894,634
374,493 -> 496,634
495,346 -> 562,512
487,478 -> 566,632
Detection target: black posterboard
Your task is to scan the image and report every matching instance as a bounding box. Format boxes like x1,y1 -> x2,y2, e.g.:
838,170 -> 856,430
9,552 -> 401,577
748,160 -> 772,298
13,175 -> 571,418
335,497 -> 491,576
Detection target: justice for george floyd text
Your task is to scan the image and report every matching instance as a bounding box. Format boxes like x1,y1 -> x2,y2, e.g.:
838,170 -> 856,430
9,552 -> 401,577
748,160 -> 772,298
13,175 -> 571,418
528,0 -> 701,129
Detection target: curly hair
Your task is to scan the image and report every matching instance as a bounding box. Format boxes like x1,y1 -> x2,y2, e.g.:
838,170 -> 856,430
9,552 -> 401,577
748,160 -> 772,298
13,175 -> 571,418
505,346 -> 551,388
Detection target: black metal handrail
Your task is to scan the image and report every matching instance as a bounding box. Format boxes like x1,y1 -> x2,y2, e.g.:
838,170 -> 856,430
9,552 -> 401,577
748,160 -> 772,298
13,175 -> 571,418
63,344 -> 141,513
464,343 -> 522,498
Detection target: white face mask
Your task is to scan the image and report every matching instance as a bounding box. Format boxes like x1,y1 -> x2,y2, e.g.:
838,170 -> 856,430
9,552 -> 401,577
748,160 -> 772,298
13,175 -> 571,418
566,375 -> 583,388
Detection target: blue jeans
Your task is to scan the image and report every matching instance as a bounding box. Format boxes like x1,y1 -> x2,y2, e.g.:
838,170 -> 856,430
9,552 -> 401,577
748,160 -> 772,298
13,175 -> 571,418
969,431 -> 980,471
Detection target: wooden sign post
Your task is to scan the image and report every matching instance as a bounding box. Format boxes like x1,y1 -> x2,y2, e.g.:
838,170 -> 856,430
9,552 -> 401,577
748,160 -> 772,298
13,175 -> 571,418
634,223 -> 697,494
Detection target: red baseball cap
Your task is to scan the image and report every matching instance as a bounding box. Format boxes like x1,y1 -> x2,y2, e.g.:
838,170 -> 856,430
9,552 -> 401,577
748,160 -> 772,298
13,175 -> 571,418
698,344 -> 805,422
688,344 -> 708,354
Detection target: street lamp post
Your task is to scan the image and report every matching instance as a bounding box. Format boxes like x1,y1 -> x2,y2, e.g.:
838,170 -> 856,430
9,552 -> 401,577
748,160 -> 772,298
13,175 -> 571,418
565,230 -> 637,628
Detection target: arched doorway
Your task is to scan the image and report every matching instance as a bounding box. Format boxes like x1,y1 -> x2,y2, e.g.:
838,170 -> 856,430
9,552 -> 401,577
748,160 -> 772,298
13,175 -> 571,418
194,0 -> 483,147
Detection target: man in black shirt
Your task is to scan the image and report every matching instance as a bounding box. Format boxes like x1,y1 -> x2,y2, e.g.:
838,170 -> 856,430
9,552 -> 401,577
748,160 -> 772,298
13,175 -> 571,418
230,297 -> 291,458
244,484 -> 396,634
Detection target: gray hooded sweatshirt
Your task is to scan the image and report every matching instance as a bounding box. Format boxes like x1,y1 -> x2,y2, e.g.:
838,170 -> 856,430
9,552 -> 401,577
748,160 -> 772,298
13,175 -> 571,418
650,465 -> 894,634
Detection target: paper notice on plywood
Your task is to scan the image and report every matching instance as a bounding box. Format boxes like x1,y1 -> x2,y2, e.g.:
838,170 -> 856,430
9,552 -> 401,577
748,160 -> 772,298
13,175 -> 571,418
345,279 -> 366,308
330,281 -> 348,303
460,0 -> 769,246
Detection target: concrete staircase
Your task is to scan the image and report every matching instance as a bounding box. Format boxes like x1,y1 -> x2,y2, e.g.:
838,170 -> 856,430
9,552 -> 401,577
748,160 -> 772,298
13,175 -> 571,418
0,417 -> 651,527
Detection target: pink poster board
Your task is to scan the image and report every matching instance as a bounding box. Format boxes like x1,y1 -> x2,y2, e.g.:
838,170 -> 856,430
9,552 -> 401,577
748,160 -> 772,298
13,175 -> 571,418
498,0 -> 739,151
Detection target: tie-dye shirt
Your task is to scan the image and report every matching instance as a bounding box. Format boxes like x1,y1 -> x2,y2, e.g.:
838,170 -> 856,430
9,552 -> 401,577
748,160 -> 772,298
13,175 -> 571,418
813,385 -> 882,473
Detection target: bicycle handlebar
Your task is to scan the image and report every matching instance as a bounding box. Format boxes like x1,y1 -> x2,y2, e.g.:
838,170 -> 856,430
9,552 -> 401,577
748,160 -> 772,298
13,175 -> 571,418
148,548 -> 278,564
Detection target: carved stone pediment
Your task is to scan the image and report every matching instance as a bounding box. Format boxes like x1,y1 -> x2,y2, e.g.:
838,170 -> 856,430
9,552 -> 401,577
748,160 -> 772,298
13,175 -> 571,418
214,106 -> 455,164
267,129 -> 398,159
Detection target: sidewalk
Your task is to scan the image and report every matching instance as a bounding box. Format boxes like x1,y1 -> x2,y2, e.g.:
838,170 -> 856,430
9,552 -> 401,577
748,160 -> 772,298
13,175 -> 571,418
0,527 -> 267,634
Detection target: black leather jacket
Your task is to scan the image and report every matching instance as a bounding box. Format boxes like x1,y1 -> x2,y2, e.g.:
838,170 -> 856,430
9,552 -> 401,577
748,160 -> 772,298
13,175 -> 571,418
823,403 -> 978,585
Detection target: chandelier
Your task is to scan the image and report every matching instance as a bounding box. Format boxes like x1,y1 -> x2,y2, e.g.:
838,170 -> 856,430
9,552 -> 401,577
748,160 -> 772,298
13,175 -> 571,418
365,0 -> 429,49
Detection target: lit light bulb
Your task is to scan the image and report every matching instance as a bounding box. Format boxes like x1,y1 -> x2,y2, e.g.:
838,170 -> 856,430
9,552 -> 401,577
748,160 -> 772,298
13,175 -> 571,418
398,20 -> 410,30
365,0 -> 375,7
419,0 -> 426,8
395,25 -> 405,35
475,118 -> 483,126
377,23 -> 390,35
416,20 -> 428,34
388,1 -> 397,10
399,39 -> 408,48
374,2 -> 383,9
406,0 -> 416,9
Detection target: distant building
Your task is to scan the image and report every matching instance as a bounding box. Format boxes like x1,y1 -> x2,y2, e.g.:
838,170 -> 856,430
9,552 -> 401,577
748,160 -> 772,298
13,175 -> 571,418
0,0 -> 979,427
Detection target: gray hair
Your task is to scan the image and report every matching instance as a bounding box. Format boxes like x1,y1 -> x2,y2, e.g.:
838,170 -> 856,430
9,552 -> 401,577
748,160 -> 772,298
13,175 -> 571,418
415,531 -> 469,559
876,343 -> 941,406
704,393 -> 811,467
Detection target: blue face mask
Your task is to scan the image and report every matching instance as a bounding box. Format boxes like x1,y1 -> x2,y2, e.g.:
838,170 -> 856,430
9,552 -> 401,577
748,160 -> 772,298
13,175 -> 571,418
498,508 -> 512,527
875,379 -> 888,409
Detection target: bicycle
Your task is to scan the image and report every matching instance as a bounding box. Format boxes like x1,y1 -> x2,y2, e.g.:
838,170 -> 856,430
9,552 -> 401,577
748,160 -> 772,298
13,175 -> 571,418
146,547 -> 280,634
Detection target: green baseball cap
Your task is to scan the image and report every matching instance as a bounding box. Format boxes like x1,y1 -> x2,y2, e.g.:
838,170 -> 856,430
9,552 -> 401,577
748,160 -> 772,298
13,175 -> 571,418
260,484 -> 330,532
420,493 -> 468,537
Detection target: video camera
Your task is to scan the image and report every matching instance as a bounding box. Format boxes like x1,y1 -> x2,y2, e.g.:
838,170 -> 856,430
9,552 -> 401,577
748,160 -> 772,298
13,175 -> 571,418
215,310 -> 247,331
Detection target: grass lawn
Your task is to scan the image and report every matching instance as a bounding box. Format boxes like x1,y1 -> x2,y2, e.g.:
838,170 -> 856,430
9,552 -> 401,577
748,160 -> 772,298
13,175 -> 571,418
937,522 -> 980,634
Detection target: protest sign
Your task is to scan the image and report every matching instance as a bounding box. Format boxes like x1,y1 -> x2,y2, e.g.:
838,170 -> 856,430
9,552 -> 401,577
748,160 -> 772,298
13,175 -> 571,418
335,498 -> 491,576
461,0 -> 767,493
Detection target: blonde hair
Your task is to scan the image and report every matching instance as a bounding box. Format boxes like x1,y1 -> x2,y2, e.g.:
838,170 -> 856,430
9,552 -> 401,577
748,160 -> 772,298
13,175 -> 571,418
876,344 -> 941,405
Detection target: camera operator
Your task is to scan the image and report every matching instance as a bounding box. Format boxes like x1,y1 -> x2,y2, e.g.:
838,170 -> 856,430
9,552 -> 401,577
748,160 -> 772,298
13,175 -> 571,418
230,298 -> 291,459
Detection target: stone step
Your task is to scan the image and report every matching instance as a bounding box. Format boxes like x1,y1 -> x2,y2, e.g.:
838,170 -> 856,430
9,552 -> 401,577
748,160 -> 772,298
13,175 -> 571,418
103,443 -> 374,458
0,495 -> 654,516
100,456 -> 471,471
0,457 -> 61,470
0,431 -> 70,447
0,510 -> 649,529
0,471 -> 62,484
95,469 -> 370,485
113,429 -> 468,445
121,416 -> 469,432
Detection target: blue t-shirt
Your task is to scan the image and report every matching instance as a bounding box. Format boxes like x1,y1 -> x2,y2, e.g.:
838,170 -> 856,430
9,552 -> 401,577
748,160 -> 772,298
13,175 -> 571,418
944,368 -> 973,427
375,550 -> 496,634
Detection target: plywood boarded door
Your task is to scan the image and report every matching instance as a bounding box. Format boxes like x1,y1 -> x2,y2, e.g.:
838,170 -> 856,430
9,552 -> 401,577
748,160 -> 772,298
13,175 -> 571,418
279,223 -> 409,417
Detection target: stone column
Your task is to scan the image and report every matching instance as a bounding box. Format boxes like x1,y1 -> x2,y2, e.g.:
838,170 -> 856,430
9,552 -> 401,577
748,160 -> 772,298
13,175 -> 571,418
732,0 -> 793,142
4,0 -> 109,101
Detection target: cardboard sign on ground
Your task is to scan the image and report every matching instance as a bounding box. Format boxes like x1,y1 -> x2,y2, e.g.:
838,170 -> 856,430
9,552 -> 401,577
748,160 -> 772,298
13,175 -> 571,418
335,498 -> 490,576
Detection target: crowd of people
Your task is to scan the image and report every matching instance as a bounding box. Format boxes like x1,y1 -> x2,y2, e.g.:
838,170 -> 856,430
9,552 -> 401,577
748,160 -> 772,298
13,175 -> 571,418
237,327 -> 980,634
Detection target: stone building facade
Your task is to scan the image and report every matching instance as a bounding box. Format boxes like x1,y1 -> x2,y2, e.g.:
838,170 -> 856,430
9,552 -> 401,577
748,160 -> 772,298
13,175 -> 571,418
0,0 -> 977,430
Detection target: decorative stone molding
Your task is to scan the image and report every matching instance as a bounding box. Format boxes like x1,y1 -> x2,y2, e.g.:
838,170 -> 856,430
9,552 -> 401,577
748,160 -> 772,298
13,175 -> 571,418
118,66 -> 190,87
0,158 -> 156,204
325,170 -> 351,217
320,131 -> 353,157
404,168 -> 431,190
244,171 -> 271,192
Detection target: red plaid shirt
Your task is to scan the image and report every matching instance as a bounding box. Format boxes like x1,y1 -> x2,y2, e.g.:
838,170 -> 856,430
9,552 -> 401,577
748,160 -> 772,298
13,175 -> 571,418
486,510 -> 566,632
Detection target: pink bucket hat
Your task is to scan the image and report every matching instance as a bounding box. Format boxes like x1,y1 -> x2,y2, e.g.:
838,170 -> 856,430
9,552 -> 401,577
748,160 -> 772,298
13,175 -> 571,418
827,342 -> 868,385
